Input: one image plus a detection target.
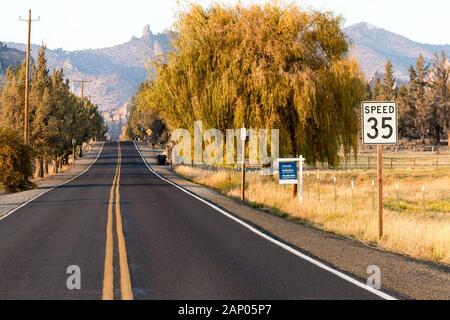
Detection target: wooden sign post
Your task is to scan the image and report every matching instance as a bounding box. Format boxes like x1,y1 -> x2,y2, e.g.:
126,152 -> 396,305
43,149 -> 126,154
362,102 -> 398,239
278,157 -> 305,212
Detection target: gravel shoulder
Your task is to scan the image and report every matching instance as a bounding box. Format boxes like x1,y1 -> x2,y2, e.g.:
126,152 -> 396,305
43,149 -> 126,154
0,142 -> 104,219
136,142 -> 450,300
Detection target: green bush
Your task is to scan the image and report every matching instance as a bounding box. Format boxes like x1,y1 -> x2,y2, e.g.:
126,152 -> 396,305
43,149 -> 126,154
0,128 -> 35,193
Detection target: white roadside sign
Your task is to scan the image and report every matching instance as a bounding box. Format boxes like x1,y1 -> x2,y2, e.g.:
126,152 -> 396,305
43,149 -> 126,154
362,102 -> 398,145
240,128 -> 247,141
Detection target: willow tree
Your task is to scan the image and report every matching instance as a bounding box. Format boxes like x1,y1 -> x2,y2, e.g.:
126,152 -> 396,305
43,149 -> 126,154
141,3 -> 366,165
127,82 -> 167,142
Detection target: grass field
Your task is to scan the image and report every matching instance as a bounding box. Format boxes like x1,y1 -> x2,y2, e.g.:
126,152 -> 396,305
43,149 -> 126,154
175,161 -> 450,265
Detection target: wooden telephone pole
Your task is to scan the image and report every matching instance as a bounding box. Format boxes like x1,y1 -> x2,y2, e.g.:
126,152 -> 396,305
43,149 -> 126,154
19,10 -> 40,144
71,80 -> 92,158
73,79 -> 92,100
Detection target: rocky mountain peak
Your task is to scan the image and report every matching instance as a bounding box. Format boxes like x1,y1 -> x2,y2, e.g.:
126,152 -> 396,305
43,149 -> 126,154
350,22 -> 380,31
142,24 -> 152,38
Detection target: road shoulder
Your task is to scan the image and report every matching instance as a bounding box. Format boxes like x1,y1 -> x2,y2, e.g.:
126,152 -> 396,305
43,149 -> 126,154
0,142 -> 104,220
136,142 -> 450,300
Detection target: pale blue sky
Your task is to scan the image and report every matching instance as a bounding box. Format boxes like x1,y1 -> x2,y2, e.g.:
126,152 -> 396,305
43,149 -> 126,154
0,0 -> 449,50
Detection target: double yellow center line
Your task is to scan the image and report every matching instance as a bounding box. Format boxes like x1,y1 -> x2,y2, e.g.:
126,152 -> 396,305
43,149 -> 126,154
102,142 -> 133,300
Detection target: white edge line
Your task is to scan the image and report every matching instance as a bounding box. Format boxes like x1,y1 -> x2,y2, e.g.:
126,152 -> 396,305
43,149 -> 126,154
133,141 -> 397,301
0,142 -> 105,222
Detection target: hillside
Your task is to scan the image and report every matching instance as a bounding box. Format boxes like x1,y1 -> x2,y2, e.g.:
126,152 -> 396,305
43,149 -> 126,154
6,25 -> 170,112
6,25 -> 171,138
0,42 -> 26,75
4,22 -> 450,138
344,22 -> 450,80
5,23 -> 450,108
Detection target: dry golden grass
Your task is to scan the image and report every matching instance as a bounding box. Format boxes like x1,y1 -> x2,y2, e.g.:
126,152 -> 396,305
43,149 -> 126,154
175,165 -> 450,265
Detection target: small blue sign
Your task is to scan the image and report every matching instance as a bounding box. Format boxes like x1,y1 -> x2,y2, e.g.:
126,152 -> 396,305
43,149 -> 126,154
279,161 -> 298,185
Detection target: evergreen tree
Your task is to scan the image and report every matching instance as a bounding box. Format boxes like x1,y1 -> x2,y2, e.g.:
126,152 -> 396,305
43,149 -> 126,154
411,55 -> 430,142
398,84 -> 413,139
427,51 -> 449,144
371,78 -> 382,100
0,64 -> 26,132
395,55 -> 435,142
30,46 -> 52,176
380,60 -> 397,100
0,45 -> 106,179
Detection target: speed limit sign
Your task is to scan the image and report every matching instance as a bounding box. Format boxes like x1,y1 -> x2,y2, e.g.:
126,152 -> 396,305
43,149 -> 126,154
361,101 -> 398,240
362,102 -> 398,145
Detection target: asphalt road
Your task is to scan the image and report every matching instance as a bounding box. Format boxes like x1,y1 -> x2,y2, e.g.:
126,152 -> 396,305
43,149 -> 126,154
0,142 -> 390,300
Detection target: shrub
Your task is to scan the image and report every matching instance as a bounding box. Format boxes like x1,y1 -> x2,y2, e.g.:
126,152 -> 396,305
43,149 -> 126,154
0,128 -> 35,193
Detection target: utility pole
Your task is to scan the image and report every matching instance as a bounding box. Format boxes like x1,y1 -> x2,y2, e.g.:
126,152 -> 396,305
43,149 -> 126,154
71,80 -> 92,158
19,10 -> 40,144
73,79 -> 92,100
72,138 -> 76,168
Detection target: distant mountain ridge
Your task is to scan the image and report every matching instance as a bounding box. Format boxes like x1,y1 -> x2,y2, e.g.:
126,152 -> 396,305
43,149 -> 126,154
4,22 -> 450,108
0,42 -> 27,76
344,22 -> 450,80
5,25 -> 171,112
5,25 -> 171,138
3,22 -> 450,137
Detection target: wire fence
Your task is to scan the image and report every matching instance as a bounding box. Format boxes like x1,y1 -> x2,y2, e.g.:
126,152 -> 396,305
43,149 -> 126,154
170,152 -> 450,173
319,154 -> 450,171
168,153 -> 450,221
155,139 -> 450,173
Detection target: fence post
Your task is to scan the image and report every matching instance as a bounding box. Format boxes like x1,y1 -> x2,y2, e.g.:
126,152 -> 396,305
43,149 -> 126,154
351,180 -> 355,213
422,185 -> 426,212
317,174 -> 321,202
333,176 -> 337,211
241,130 -> 246,202
306,171 -> 310,197
371,180 -> 375,217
